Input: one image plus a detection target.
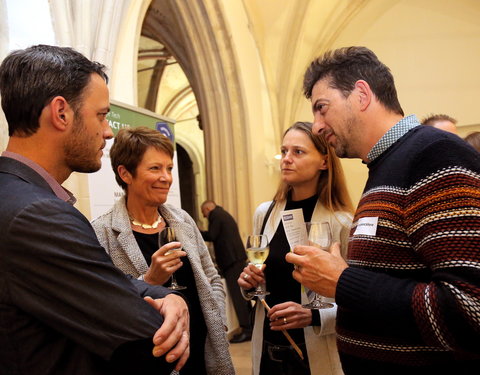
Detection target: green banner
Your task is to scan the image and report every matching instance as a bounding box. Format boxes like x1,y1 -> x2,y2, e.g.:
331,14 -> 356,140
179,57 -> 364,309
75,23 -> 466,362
88,100 -> 180,220
106,101 -> 175,146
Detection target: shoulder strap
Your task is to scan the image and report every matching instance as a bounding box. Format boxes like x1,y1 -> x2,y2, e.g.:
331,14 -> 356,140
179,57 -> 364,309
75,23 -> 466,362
260,200 -> 276,235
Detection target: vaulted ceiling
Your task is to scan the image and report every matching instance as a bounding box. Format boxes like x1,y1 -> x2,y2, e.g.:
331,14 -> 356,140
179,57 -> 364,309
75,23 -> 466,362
137,0 -> 369,128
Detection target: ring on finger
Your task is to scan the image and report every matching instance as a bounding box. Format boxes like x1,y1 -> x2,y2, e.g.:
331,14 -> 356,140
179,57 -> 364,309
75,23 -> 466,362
243,273 -> 249,280
283,317 -> 287,324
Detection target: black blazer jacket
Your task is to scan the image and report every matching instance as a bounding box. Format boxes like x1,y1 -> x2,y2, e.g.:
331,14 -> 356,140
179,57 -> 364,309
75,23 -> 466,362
201,205 -> 246,272
0,156 -> 174,374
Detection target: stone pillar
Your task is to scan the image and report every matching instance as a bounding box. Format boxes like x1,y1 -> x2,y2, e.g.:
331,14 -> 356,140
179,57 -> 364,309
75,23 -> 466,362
48,0 -> 134,218
49,0 -> 131,69
143,0 -> 265,236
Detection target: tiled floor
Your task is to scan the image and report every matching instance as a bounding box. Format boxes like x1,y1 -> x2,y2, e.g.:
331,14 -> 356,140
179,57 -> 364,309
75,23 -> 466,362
229,340 -> 252,375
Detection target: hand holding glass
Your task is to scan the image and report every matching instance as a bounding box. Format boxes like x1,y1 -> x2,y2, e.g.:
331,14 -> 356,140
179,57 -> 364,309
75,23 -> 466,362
159,226 -> 186,291
245,234 -> 270,296
302,222 -> 334,309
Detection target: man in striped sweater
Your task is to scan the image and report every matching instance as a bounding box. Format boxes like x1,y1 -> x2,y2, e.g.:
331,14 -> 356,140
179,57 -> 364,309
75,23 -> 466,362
287,46 -> 479,374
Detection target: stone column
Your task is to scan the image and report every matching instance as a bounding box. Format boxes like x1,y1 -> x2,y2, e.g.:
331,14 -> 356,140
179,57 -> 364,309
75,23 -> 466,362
48,0 -> 134,218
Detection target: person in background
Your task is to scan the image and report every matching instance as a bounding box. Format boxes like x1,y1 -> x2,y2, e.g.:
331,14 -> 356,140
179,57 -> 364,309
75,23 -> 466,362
288,46 -> 480,374
0,45 -> 189,374
238,121 -> 353,375
200,200 -> 253,344
92,127 -> 234,375
421,113 -> 458,134
464,131 -> 480,152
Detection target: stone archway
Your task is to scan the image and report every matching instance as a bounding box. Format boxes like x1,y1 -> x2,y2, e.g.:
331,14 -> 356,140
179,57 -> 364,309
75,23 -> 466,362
142,0 -> 253,231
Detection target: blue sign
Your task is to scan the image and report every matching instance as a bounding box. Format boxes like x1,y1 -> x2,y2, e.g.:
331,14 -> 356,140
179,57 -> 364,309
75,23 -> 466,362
156,122 -> 174,142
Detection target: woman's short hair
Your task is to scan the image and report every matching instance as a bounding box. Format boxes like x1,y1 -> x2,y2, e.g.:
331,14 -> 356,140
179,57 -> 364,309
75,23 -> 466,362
274,121 -> 353,214
110,126 -> 174,190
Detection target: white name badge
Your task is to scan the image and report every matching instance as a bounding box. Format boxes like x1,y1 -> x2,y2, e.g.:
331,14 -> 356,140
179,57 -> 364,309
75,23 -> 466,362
281,208 -> 308,249
354,217 -> 378,236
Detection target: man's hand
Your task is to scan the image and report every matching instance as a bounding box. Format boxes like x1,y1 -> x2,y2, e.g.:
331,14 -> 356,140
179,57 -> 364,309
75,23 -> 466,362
285,242 -> 347,297
144,294 -> 190,371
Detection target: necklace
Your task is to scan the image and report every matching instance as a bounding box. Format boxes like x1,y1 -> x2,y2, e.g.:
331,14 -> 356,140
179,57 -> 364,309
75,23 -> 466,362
129,212 -> 162,229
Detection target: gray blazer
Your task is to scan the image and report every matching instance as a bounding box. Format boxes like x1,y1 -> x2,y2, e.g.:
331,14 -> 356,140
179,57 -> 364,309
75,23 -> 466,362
92,196 -> 235,374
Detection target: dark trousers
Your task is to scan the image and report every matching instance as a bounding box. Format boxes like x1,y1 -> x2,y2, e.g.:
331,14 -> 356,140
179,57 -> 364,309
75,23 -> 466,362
260,340 -> 310,375
223,260 -> 252,331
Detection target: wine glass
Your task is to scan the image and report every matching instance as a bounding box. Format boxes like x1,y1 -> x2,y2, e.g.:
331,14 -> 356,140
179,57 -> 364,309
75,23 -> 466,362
159,226 -> 186,291
302,222 -> 334,309
245,234 -> 270,296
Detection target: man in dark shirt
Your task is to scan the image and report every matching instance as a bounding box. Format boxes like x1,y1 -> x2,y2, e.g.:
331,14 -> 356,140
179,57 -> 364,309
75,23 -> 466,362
0,44 -> 189,374
201,200 -> 252,343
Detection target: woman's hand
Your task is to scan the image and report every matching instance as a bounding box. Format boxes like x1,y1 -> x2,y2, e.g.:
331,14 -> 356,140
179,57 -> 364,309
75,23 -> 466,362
237,263 -> 266,290
143,241 -> 186,285
267,301 -> 312,330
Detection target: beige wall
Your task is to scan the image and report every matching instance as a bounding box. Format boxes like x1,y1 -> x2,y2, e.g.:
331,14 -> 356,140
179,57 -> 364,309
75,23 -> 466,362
292,0 -> 480,207
219,0 -> 280,214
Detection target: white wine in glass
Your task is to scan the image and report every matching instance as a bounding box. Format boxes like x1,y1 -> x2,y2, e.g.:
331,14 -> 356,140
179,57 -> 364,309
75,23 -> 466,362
303,222 -> 334,309
159,226 -> 186,291
246,234 -> 270,296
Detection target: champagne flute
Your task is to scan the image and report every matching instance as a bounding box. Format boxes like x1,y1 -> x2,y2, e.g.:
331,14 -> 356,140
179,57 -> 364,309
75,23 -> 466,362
159,226 -> 186,291
245,234 -> 270,296
302,222 -> 334,309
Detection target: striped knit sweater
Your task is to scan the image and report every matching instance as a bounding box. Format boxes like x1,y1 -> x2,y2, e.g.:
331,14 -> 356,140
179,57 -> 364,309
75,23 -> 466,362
336,125 -> 480,373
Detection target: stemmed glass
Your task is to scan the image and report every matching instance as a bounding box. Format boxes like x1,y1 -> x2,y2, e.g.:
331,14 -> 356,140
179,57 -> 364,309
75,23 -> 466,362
245,234 -> 270,296
159,226 -> 186,291
302,222 -> 334,309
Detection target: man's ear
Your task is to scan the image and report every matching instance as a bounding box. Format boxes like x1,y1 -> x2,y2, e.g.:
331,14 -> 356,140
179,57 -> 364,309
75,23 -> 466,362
354,80 -> 372,112
118,165 -> 132,185
50,96 -> 73,131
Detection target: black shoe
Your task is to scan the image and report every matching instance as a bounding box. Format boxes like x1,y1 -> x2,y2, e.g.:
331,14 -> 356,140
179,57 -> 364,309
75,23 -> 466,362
229,331 -> 252,344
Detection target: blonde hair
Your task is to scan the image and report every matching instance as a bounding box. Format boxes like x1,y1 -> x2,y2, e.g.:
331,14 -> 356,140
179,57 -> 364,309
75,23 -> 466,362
273,121 -> 353,214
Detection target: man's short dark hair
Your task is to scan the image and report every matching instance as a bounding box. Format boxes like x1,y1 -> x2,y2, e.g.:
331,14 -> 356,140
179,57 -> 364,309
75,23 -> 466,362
0,44 -> 108,137
303,46 -> 404,116
421,113 -> 457,126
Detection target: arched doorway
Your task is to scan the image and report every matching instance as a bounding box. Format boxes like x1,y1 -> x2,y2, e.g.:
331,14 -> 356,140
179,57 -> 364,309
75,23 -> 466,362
137,0 -> 254,234
176,143 -> 197,222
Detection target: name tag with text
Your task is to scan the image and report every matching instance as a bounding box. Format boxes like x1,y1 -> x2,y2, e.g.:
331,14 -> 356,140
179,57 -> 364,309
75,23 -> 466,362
354,217 -> 378,236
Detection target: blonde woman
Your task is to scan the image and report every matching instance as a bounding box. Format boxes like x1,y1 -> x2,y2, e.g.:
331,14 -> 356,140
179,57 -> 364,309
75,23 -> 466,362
238,122 -> 353,375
